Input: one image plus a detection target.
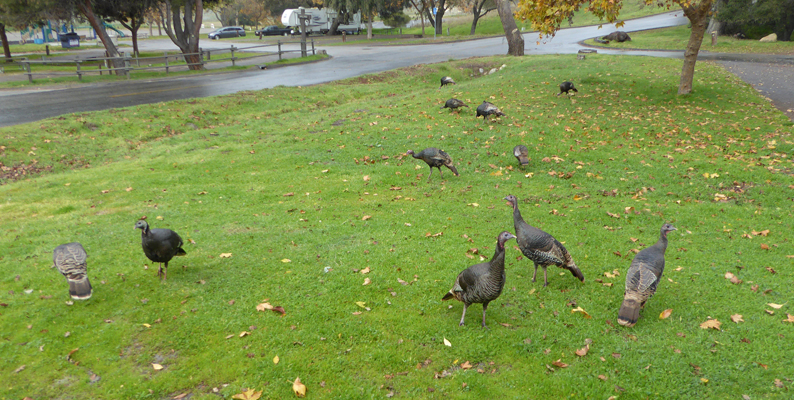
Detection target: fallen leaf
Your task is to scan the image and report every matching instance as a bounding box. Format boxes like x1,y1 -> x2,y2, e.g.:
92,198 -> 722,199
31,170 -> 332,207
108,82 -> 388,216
767,303 -> 785,309
362,278 -> 371,286
552,359 -> 568,368
13,365 -> 25,373
575,345 -> 589,357
731,314 -> 744,323
571,307 -> 592,319
783,314 -> 794,323
598,374 -> 608,381
173,393 -> 188,400
152,363 -> 164,371
293,377 -> 306,397
281,259 -> 291,263
700,319 -> 722,330
760,243 -> 769,250
774,379 -> 785,388
232,388 -> 263,400
461,361 -> 472,370
360,267 -> 371,274
355,301 -> 367,308
443,337 -> 452,347
256,302 -> 286,315
239,331 -> 250,337
701,378 -> 709,384
273,355 -> 280,364
125,187 -> 133,192
156,216 -> 164,220
362,215 -> 372,221
724,272 -> 742,285
283,192 -> 294,197
660,309 -> 673,319
219,253 -> 232,258
363,175 -> 370,181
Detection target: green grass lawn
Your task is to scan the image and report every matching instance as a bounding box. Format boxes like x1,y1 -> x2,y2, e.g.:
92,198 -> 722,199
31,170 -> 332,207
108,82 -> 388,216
583,24 -> 794,55
1,54 -> 793,399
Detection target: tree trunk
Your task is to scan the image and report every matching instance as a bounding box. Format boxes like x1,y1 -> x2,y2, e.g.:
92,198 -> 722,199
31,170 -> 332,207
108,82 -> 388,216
677,0 -> 713,95
1,23 -> 12,63
434,0 -> 447,34
156,15 -> 162,36
120,17 -> 143,57
367,11 -> 373,39
496,0 -> 523,55
77,0 -> 125,75
161,0 -> 204,70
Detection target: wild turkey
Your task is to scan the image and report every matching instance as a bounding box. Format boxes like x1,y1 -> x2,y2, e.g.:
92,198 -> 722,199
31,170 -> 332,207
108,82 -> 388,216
442,231 -> 516,327
406,148 -> 459,181
618,223 -> 677,327
441,98 -> 468,111
53,242 -> 92,300
557,82 -> 578,96
504,195 -> 584,286
440,76 -> 456,87
134,220 -> 186,281
476,101 -> 506,120
513,145 -> 529,166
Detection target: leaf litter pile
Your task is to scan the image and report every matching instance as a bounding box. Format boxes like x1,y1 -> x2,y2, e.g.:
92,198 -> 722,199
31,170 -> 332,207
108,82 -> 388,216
0,54 -> 792,399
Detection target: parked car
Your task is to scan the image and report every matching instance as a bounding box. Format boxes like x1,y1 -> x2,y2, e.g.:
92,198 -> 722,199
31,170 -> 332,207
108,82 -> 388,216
255,25 -> 294,37
208,27 -> 246,40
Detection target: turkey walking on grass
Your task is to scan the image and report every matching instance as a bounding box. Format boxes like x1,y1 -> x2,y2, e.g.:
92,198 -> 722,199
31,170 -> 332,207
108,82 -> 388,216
504,195 -> 584,286
476,101 -> 506,120
440,76 -> 456,87
513,145 -> 529,166
441,98 -> 468,111
558,81 -> 578,96
406,148 -> 459,181
618,223 -> 677,327
53,242 -> 92,300
135,220 -> 186,281
442,231 -> 516,327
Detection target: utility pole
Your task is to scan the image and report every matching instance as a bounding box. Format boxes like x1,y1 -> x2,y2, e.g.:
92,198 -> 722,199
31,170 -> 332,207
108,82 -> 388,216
299,8 -> 309,57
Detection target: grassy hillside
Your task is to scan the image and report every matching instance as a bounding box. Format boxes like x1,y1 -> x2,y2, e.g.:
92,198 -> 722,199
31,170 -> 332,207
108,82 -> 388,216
1,54 -> 793,399
583,24 -> 794,55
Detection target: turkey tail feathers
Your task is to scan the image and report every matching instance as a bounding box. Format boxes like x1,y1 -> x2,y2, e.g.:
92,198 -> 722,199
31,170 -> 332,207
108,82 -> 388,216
617,298 -> 641,327
68,277 -> 93,300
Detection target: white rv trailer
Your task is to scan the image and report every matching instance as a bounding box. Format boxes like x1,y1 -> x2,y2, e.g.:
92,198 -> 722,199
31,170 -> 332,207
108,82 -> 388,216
281,8 -> 361,35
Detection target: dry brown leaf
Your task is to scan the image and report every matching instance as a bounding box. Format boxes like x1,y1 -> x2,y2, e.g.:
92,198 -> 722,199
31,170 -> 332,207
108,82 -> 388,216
598,374 -> 608,381
443,337 -> 451,347
571,307 -> 592,319
293,377 -> 306,397
731,314 -> 744,323
700,319 -> 722,330
760,243 -> 769,250
724,272 -> 742,285
239,331 -> 250,338
752,229 -> 770,236
256,302 -> 286,315
360,267 -> 371,274
363,175 -> 370,182
152,363 -> 164,371
783,314 -> 794,323
283,192 -> 294,197
173,393 -> 188,400
362,278 -> 371,286
767,303 -> 785,309
362,215 -> 372,221
575,345 -> 589,357
659,309 -> 673,320
607,212 -> 620,219
461,361 -> 473,370
552,359 -> 568,368
232,388 -> 263,400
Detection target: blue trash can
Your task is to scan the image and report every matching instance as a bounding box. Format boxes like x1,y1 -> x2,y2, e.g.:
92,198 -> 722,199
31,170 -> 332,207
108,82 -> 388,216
59,32 -> 80,49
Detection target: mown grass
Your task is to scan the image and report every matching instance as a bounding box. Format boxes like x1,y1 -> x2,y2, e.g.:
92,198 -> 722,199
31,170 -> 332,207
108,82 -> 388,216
583,24 -> 794,55
1,54 -> 793,399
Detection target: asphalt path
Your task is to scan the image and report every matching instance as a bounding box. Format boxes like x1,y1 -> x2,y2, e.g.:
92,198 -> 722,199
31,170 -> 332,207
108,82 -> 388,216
1,11 -> 792,127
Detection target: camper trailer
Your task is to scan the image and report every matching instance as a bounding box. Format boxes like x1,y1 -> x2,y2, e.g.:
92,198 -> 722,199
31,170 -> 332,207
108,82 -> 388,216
281,8 -> 361,35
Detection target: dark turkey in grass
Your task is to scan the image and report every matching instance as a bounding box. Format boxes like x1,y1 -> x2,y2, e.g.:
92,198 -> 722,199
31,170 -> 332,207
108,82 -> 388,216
135,220 -> 186,281
406,148 -> 459,181
53,242 -> 92,300
442,231 -> 516,327
513,145 -> 529,166
440,76 -> 456,87
618,223 -> 677,327
441,98 -> 468,111
557,81 -> 578,96
504,195 -> 584,286
476,101 -> 506,120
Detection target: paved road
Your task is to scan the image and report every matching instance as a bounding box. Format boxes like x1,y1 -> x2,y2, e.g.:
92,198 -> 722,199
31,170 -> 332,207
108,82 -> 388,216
1,11 -> 791,127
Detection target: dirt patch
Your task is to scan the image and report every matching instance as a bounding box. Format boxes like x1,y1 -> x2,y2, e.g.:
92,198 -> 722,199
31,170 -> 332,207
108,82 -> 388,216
0,161 -> 53,185
339,71 -> 400,85
401,64 -> 435,76
459,62 -> 504,77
